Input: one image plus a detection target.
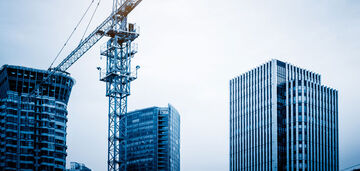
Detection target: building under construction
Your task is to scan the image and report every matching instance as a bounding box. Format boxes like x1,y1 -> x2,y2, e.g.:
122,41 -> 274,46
0,65 -> 74,170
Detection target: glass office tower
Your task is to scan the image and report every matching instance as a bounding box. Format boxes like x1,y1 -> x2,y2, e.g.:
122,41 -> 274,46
229,59 -> 338,171
0,65 -> 74,170
126,104 -> 180,171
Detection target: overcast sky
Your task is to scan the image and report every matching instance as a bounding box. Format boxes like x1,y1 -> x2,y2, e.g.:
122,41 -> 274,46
1,0 -> 360,170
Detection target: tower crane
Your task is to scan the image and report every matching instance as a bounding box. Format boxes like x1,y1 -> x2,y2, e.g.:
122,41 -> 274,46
31,0 -> 143,170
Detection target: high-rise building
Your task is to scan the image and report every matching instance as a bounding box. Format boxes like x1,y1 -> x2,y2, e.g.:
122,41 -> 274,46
67,162 -> 91,171
0,65 -> 74,170
229,59 -> 338,170
126,104 -> 180,171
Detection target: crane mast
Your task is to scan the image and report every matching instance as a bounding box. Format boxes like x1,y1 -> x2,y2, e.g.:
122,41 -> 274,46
100,0 -> 140,170
35,0 -> 142,170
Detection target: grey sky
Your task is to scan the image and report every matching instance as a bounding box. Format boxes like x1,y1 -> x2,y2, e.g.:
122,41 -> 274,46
1,0 -> 360,170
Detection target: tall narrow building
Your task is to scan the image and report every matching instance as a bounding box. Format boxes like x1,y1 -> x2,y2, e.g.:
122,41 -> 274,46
0,65 -> 74,170
229,59 -> 338,170
126,104 -> 180,171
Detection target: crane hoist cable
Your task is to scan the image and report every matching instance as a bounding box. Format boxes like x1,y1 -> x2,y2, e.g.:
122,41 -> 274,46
80,0 -> 102,44
49,0 -> 96,69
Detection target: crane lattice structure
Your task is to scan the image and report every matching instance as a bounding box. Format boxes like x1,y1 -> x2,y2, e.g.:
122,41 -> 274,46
100,0 -> 140,170
31,0 -> 143,170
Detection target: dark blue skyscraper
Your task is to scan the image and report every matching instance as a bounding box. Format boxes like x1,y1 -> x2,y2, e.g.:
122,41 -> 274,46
230,59 -> 338,170
0,65 -> 74,170
126,104 -> 180,171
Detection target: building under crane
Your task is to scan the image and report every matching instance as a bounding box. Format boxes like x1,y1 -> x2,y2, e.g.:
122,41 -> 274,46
0,65 -> 75,170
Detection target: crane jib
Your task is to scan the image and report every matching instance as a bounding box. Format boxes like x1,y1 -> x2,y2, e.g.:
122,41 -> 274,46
29,0 -> 142,99
55,0 -> 142,72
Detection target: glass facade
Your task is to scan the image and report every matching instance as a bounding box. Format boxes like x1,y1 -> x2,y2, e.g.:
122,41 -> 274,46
126,104 -> 180,171
0,65 -> 74,170
67,162 -> 91,171
230,60 -> 338,171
